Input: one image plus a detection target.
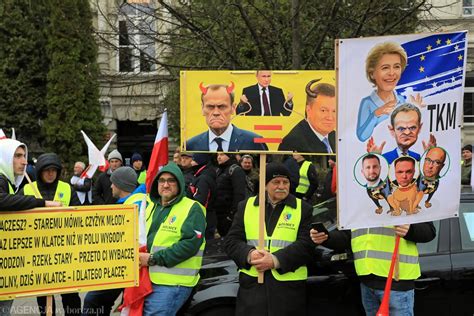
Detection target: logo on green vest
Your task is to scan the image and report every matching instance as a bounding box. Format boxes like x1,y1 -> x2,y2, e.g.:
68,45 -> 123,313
59,192 -> 64,199
283,212 -> 292,222
169,215 -> 177,224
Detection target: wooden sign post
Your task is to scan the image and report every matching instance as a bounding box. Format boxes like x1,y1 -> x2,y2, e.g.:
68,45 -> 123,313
257,154 -> 267,284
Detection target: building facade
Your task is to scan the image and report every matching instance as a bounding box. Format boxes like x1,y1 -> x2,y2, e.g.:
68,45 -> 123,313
421,0 -> 474,145
90,0 -> 172,164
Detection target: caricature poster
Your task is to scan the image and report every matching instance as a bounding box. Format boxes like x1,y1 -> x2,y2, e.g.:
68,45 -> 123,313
180,70 -> 335,154
337,32 -> 467,229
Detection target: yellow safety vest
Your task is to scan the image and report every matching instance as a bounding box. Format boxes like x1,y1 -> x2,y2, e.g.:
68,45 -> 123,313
123,192 -> 154,214
296,161 -> 311,194
351,227 -> 420,280
24,181 -> 71,206
8,182 -> 14,194
241,196 -> 307,281
137,170 -> 147,185
146,197 -> 206,287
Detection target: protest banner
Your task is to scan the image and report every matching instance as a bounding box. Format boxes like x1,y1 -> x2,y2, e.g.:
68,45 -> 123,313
0,205 -> 138,300
180,70 -> 335,155
337,31 -> 467,229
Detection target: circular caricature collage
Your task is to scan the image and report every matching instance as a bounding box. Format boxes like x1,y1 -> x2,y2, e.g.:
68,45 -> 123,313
354,147 -> 450,217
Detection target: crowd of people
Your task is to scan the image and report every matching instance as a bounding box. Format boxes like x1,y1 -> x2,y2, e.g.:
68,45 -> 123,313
0,130 -> 338,316
0,72 -> 469,315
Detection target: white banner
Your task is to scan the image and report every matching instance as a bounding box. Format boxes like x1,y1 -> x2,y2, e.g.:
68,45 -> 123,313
337,32 -> 467,229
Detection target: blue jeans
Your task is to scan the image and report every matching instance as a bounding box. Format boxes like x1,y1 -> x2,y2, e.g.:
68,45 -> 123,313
143,284 -> 193,316
0,300 -> 12,316
360,283 -> 414,316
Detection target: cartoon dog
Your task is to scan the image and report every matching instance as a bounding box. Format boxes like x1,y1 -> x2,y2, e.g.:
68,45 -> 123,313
387,180 -> 422,216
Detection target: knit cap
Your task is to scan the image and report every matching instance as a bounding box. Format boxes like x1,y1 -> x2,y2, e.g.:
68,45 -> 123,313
108,149 -> 123,162
131,153 -> 143,163
265,162 -> 290,184
110,166 -> 137,193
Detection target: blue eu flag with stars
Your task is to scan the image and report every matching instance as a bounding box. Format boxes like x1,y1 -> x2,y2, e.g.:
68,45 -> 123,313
396,32 -> 466,98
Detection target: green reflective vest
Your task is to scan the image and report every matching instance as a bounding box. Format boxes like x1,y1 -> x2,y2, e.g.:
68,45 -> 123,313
24,181 -> 71,206
137,170 -> 147,185
241,196 -> 307,281
296,161 -> 311,194
146,197 -> 206,287
351,227 -> 420,280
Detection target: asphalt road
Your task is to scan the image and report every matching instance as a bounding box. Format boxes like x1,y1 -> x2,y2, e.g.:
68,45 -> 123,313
10,293 -> 122,316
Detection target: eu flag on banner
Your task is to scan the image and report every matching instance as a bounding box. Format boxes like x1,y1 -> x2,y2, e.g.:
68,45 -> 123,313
396,32 -> 467,98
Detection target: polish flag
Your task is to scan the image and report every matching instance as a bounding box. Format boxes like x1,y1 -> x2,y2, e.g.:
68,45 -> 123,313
0,129 -> 6,140
145,111 -> 169,193
80,131 -> 116,178
119,194 -> 153,316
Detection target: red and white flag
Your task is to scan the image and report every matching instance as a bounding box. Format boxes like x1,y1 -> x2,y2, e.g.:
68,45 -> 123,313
119,197 -> 153,316
146,111 -> 169,193
0,129 -> 6,140
80,131 -> 116,178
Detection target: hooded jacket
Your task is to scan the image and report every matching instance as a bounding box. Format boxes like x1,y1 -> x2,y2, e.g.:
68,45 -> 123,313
0,139 -> 45,210
0,139 -> 27,190
20,153 -> 80,206
147,162 -> 206,268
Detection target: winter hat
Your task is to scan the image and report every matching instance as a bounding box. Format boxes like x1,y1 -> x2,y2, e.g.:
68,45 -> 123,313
108,149 -> 123,162
192,153 -> 210,166
265,162 -> 290,184
180,152 -> 193,158
131,153 -> 143,163
110,166 -> 137,193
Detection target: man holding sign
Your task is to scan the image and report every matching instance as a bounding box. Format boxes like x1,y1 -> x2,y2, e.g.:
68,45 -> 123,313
0,139 -> 61,316
225,163 -> 313,315
139,163 -> 206,316
20,153 -> 82,316
311,222 -> 435,315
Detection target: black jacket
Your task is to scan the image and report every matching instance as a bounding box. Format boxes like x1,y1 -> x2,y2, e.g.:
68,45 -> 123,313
237,84 -> 291,116
322,222 -> 436,291
186,163 -> 217,208
0,175 -> 45,211
19,153 -> 80,206
224,194 -> 313,315
92,171 -> 116,205
212,158 -> 247,217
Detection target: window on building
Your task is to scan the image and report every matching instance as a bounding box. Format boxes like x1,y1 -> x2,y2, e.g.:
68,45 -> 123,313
118,3 -> 156,73
463,0 -> 474,16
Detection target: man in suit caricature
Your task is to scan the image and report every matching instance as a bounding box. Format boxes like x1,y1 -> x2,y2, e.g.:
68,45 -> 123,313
237,70 -> 293,116
278,80 -> 336,153
367,103 -> 436,164
186,83 -> 268,152
361,154 -> 391,214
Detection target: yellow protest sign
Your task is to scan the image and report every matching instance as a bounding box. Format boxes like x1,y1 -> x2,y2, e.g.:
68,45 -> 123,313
180,70 -> 336,155
0,205 -> 139,300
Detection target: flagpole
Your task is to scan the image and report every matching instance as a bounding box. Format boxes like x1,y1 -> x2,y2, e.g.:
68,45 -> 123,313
376,235 -> 401,316
257,154 -> 266,284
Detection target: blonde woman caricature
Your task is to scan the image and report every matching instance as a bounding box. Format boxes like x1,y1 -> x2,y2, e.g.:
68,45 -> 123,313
356,42 -> 423,142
